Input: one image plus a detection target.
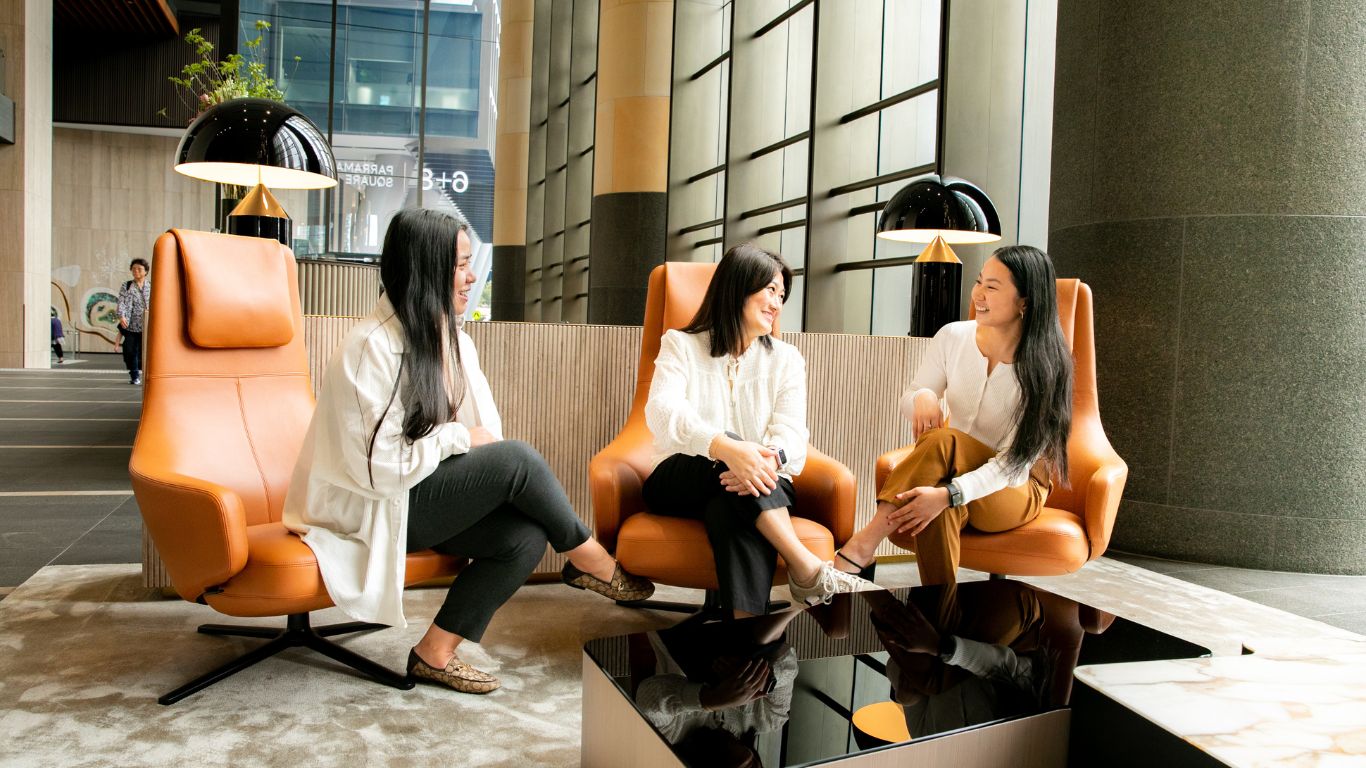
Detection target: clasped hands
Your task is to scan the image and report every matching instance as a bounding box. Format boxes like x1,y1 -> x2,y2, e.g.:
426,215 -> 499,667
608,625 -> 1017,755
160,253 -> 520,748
709,434 -> 780,497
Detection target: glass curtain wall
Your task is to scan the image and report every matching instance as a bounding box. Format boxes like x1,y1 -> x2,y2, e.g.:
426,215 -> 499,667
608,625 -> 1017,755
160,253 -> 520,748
668,0 -> 943,334
241,0 -> 499,318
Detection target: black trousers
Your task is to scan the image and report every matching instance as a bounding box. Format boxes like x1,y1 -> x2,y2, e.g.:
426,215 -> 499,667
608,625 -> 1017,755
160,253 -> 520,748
643,453 -> 797,615
120,329 -> 143,377
406,439 -> 591,641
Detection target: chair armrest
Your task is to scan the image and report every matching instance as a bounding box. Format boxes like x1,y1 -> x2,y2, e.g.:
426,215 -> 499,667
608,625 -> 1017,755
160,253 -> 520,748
792,446 -> 857,547
1066,415 -> 1128,560
129,467 -> 250,602
875,443 -> 917,492
589,425 -> 652,554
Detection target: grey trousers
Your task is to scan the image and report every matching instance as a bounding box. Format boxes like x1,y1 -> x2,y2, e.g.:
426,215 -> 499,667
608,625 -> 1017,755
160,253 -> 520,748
406,439 -> 591,641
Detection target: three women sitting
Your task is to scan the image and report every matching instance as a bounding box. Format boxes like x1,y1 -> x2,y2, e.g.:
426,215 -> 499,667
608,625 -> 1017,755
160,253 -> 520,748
287,206 -> 1073,694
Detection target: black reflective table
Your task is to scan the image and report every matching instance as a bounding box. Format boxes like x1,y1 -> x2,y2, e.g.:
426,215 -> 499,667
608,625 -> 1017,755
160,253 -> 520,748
582,581 -> 1209,767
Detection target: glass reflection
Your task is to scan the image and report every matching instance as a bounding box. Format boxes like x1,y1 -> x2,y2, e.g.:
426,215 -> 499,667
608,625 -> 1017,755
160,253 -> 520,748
634,611 -> 803,768
584,581 -> 1208,767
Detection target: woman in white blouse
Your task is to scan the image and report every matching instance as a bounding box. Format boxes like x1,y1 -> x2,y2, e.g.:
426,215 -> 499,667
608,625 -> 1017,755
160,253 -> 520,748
643,244 -> 871,617
285,208 -> 651,695
834,245 -> 1074,586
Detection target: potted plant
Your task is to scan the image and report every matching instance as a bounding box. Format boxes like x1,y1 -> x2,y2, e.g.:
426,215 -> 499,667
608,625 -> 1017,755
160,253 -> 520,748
164,21 -> 302,225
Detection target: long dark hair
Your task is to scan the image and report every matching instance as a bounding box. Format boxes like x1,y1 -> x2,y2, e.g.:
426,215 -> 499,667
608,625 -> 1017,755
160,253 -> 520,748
680,243 -> 793,357
366,208 -> 469,482
994,245 -> 1072,482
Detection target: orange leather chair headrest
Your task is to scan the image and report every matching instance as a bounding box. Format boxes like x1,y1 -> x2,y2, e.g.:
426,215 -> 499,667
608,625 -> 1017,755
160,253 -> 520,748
174,229 -> 295,348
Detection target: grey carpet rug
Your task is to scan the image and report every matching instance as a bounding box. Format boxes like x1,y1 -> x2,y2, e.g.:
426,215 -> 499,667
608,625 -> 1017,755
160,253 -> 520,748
0,565 -> 685,767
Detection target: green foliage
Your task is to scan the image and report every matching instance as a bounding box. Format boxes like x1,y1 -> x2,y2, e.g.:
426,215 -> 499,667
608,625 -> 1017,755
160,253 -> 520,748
167,20 -> 299,115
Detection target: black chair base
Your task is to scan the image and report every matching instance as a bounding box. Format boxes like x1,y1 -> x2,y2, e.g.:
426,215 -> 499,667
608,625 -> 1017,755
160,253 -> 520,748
159,612 -> 413,705
618,589 -> 791,619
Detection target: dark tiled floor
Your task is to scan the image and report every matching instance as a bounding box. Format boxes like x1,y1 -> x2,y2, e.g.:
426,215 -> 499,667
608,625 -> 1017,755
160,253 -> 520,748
0,355 -> 141,587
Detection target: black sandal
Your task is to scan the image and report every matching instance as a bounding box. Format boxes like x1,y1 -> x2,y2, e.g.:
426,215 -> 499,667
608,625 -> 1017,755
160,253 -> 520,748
835,550 -> 876,582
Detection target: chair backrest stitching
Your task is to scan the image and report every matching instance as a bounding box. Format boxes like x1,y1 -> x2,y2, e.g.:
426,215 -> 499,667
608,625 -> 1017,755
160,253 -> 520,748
235,376 -> 275,520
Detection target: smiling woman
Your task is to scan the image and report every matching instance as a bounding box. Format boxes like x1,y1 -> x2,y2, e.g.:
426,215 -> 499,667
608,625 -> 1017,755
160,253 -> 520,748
836,245 -> 1074,587
642,244 -> 874,617
282,207 -> 652,695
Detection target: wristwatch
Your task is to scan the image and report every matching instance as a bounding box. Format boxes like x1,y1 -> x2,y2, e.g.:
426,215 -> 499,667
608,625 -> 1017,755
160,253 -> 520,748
768,445 -> 787,469
945,480 -> 964,508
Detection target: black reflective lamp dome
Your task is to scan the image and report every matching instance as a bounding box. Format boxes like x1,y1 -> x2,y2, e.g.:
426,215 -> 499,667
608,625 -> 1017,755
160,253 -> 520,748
875,174 -> 1001,244
174,97 -> 337,190
875,174 -> 1002,337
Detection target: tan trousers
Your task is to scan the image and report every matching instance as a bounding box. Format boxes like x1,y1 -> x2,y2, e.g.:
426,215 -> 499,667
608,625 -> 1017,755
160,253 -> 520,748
877,428 -> 1048,586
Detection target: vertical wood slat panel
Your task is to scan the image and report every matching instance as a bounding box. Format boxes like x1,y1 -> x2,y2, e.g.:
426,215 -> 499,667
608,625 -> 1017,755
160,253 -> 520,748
143,320 -> 928,585
296,261 -> 381,318
786,333 -> 924,557
466,322 -> 642,574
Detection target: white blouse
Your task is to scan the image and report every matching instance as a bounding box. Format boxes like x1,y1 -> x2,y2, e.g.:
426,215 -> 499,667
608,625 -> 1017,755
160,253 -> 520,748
645,329 -> 809,477
901,320 -> 1031,504
283,295 -> 503,627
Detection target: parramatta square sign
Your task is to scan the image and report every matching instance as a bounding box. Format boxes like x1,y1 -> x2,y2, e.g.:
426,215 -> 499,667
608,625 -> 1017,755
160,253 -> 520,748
337,160 -> 470,193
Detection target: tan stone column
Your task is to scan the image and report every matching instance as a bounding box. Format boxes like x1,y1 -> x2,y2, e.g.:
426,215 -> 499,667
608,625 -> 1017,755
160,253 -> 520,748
492,0 -> 534,321
0,0 -> 52,368
588,0 -> 672,324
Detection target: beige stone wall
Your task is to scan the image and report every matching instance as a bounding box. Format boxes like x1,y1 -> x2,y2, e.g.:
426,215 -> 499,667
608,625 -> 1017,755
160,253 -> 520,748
493,0 -> 533,246
50,127 -> 215,352
0,0 -> 53,368
594,0 -> 673,195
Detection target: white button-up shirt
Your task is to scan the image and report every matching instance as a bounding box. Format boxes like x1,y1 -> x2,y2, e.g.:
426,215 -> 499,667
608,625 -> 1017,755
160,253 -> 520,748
283,295 -> 502,627
901,320 -> 1030,504
645,329 -> 809,478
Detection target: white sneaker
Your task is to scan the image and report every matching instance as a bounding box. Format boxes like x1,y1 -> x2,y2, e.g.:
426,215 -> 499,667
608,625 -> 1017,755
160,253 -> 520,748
789,561 -> 877,605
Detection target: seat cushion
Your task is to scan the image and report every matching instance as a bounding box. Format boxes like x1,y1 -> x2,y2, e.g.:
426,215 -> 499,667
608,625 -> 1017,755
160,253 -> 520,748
205,523 -> 464,618
615,512 -> 835,591
889,506 -> 1090,577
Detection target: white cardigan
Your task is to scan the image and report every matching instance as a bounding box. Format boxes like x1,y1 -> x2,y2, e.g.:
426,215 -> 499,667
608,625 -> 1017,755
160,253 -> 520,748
645,329 -> 808,477
901,320 -> 1031,504
283,295 -> 503,627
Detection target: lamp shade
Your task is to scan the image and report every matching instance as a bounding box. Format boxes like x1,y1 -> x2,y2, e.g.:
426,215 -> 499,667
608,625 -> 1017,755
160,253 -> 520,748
174,98 -> 337,189
875,174 -> 1001,244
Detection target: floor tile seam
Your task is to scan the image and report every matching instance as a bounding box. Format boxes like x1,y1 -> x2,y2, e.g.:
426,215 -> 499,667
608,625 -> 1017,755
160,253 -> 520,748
1123,498 -> 1366,523
1168,566 -> 1366,582
45,506 -> 124,568
1311,609 -> 1366,619
0,445 -> 135,449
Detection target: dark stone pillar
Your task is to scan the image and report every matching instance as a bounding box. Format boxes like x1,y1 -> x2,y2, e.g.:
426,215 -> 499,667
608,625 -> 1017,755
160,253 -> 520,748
587,191 -> 667,325
1048,0 -> 1366,573
491,244 -> 527,321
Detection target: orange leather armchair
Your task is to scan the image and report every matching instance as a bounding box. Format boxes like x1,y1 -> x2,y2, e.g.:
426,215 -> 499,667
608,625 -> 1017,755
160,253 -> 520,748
130,229 -> 462,705
589,262 -> 857,612
877,279 -> 1127,577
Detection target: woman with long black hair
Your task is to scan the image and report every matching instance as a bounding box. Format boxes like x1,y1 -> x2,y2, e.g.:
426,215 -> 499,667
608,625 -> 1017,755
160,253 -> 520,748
285,208 -> 652,695
643,244 -> 872,618
833,245 -> 1073,587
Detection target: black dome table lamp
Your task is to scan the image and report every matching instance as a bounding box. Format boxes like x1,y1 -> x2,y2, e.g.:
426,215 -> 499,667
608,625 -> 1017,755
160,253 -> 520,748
876,174 -> 1001,337
174,97 -> 337,246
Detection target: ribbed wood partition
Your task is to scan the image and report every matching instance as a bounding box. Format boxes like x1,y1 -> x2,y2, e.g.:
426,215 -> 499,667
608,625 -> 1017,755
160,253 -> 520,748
465,322 -> 642,573
143,320 -> 928,585
296,261 -> 380,318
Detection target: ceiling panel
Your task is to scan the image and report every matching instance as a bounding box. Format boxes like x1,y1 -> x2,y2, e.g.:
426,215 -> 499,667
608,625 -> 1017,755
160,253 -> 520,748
55,0 -> 180,39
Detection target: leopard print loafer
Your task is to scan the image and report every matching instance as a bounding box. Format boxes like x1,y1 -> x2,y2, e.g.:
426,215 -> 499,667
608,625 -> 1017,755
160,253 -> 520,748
407,649 -> 500,694
561,562 -> 655,602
